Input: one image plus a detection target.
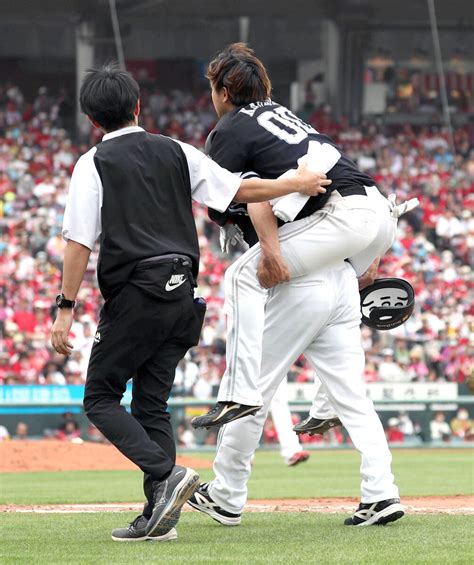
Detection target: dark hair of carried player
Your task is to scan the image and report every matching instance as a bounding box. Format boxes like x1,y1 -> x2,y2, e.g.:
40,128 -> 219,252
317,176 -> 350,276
79,63 -> 140,132
206,43 -> 272,106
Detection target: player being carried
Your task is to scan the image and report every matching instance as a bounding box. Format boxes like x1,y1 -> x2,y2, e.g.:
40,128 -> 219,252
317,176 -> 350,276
192,43 -> 417,429
189,42 -> 418,528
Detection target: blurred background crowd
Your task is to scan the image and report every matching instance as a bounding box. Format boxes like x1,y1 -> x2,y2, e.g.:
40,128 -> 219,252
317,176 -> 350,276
0,83 -> 473,444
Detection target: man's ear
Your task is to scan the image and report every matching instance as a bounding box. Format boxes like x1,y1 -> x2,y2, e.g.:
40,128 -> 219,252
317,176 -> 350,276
134,99 -> 140,118
87,116 -> 102,130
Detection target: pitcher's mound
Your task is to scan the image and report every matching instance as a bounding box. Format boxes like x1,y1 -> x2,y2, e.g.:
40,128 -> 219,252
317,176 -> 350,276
0,440 -> 211,473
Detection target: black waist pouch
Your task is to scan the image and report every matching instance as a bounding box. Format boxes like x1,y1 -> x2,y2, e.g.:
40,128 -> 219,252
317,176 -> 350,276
130,254 -> 194,302
186,297 -> 207,347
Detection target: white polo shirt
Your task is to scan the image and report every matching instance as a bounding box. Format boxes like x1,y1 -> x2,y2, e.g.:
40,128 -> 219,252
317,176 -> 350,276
62,126 -> 242,250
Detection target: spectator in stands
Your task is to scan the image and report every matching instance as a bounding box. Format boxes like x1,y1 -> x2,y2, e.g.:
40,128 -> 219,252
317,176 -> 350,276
450,408 -> 474,440
386,418 -> 404,443
429,411 -> 451,442
263,416 -> 278,445
42,362 -> 66,385
378,349 -> 411,382
0,424 -> 10,441
0,82 -> 472,403
56,418 -> 81,441
413,421 -> 426,443
177,423 -> 196,449
14,421 -> 29,440
173,356 -> 199,396
397,411 -> 415,438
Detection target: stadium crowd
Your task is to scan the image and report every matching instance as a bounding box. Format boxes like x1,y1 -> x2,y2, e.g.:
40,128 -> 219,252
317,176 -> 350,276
0,83 -> 473,443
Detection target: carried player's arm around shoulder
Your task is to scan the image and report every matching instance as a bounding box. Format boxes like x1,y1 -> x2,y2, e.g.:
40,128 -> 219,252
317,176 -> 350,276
51,240 -> 92,356
179,140 -> 329,212
234,162 -> 331,203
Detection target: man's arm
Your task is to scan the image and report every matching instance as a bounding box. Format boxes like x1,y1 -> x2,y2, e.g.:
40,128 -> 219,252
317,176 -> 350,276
175,140 -> 330,213
50,241 -> 91,355
234,163 -> 329,203
248,202 -> 290,288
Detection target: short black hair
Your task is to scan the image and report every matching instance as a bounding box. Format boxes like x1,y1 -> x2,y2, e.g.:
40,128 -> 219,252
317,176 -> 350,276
79,63 -> 140,131
207,43 -> 271,106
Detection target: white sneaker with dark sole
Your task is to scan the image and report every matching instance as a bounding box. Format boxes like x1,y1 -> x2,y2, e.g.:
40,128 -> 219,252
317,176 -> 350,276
188,483 -> 241,526
344,498 -> 405,526
145,465 -> 200,537
111,515 -> 178,542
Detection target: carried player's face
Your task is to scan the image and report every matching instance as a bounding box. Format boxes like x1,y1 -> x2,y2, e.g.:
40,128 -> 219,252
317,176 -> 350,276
211,85 -> 229,118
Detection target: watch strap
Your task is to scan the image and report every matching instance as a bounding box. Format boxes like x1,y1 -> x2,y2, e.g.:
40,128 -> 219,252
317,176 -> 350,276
56,294 -> 76,309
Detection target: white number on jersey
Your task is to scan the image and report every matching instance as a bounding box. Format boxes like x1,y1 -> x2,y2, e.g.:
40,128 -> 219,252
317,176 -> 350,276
256,107 -> 317,145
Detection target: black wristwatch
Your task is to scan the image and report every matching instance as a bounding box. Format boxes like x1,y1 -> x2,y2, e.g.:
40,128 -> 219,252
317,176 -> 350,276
55,294 -> 76,309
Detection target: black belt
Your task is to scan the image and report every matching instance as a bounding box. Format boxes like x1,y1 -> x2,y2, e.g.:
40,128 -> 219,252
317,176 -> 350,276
336,185 -> 367,197
135,254 -> 192,270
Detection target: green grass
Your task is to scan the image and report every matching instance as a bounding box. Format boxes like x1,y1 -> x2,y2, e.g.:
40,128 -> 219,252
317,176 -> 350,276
2,449 -> 473,564
1,449 -> 472,505
2,512 -> 473,564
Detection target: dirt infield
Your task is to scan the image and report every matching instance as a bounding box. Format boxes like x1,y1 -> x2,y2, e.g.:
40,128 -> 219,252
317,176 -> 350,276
2,497 -> 473,515
0,440 -> 211,472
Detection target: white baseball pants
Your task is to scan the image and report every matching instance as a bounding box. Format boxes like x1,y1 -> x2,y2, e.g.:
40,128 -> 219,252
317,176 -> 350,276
309,380 -> 338,420
218,187 -> 397,406
210,263 -> 399,513
270,377 -> 303,462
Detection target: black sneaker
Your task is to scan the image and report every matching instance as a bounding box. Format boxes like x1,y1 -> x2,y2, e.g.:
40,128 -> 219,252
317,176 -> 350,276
145,465 -> 200,537
293,416 -> 342,436
191,402 -> 260,429
344,498 -> 405,526
188,483 -> 241,526
111,515 -> 177,542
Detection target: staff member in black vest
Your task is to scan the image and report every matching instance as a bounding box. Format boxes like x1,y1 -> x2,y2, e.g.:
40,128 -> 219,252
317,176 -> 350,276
50,64 -> 329,542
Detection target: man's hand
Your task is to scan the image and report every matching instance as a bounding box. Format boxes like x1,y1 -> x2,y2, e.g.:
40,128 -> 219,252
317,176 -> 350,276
257,252 -> 290,289
51,309 -> 74,355
295,162 -> 332,196
358,256 -> 380,290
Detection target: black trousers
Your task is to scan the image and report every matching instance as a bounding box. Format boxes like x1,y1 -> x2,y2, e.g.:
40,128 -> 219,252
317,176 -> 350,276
84,280 -> 205,517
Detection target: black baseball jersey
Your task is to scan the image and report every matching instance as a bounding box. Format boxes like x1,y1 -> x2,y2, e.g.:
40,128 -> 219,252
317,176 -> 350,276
206,100 -> 374,244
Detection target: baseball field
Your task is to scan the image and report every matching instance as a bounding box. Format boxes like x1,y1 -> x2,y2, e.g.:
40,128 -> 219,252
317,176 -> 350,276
1,441 -> 473,564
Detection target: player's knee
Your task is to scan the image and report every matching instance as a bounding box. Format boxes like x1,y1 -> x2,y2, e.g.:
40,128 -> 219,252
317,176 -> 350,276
83,391 -> 110,421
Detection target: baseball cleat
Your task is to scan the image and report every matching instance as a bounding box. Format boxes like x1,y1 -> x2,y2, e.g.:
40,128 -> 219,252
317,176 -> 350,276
191,402 -> 261,429
344,498 -> 405,526
286,450 -> 311,466
145,465 -> 200,537
188,483 -> 242,526
293,416 -> 342,436
111,515 -> 177,542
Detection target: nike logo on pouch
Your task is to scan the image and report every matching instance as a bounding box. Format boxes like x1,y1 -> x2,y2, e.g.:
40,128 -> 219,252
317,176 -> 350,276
165,274 -> 187,291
